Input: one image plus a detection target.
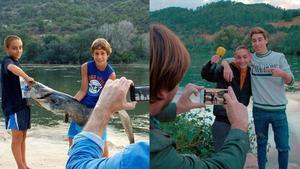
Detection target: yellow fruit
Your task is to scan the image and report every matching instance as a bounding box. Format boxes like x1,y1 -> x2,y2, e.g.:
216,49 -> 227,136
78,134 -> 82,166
216,46 -> 226,57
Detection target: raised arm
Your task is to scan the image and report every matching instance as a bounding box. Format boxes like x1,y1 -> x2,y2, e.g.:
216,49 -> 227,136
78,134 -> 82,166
201,55 -> 223,82
221,58 -> 234,82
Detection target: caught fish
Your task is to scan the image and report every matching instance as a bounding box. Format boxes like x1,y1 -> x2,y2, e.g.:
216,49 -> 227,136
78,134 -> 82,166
29,81 -> 135,143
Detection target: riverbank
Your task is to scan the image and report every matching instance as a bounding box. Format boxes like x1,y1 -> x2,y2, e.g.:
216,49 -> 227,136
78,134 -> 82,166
0,122 -> 148,169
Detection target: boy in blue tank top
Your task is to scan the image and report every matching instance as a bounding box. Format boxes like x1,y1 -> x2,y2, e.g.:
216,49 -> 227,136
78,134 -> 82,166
68,38 -> 116,157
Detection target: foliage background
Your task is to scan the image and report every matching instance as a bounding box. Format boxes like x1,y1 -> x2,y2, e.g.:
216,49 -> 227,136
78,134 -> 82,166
151,1 -> 300,57
0,0 -> 149,63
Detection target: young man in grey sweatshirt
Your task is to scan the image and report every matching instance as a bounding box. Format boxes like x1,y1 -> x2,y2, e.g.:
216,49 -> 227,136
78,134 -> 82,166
223,27 -> 294,169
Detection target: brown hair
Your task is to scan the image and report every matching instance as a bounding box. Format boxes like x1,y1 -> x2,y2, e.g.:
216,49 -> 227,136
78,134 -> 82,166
90,38 -> 112,55
250,27 -> 268,40
150,23 -> 190,103
234,45 -> 249,55
3,35 -> 22,49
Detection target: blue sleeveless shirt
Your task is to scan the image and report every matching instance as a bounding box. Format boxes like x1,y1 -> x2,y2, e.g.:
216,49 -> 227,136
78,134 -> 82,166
80,61 -> 114,108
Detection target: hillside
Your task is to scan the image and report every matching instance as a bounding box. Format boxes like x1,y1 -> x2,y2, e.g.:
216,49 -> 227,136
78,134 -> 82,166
0,0 -> 149,64
150,1 -> 300,56
150,1 -> 300,34
271,16 -> 300,28
0,0 -> 148,34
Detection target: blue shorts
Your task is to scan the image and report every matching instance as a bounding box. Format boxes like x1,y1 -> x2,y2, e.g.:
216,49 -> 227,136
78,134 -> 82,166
67,120 -> 107,141
5,107 -> 31,131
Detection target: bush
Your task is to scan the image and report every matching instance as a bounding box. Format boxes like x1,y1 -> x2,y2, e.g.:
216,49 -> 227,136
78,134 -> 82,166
160,108 -> 214,157
160,108 -> 259,157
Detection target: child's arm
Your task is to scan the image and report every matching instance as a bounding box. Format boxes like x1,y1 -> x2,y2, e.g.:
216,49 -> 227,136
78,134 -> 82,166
7,64 -> 34,84
74,63 -> 88,101
109,72 -> 116,80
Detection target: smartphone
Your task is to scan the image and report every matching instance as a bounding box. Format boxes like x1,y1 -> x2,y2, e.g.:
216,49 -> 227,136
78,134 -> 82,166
199,88 -> 228,105
129,85 -> 149,102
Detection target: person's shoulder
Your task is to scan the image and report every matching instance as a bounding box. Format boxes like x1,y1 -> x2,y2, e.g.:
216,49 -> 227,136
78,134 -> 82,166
86,60 -> 95,65
270,51 -> 285,58
107,63 -> 113,68
2,56 -> 13,62
106,64 -> 115,71
1,56 -> 16,68
124,142 -> 149,167
81,62 -> 88,67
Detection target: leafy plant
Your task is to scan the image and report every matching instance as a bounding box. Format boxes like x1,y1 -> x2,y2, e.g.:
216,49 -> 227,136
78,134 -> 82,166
160,108 -> 215,158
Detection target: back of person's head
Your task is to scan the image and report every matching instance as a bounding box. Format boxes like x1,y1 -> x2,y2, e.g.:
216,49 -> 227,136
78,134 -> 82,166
150,23 -> 190,103
250,27 -> 268,40
3,35 -> 21,49
90,38 -> 112,56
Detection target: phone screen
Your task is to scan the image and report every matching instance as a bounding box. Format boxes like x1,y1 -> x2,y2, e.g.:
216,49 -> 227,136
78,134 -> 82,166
129,85 -> 149,102
200,88 -> 228,105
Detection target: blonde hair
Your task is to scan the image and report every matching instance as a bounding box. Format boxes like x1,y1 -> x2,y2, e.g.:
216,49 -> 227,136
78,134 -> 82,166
4,35 -> 22,49
90,38 -> 112,55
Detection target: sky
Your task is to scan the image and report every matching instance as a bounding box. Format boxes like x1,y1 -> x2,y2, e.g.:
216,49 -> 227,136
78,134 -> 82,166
150,0 -> 300,11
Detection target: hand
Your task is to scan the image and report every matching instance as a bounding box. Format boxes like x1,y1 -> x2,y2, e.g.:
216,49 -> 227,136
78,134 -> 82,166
223,63 -> 233,82
224,86 -> 248,132
24,76 -> 35,86
176,83 -> 205,114
95,77 -> 137,115
267,67 -> 293,84
211,55 -> 220,64
266,67 -> 284,77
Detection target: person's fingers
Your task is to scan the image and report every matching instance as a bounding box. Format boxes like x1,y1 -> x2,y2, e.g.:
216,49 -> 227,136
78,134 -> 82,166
186,84 -> 203,95
223,104 -> 228,111
119,77 -> 128,86
227,86 -> 238,102
108,78 -> 116,85
195,85 -> 204,91
123,101 -> 137,110
129,79 -> 134,87
124,80 -> 133,94
126,79 -> 134,88
193,86 -> 204,96
226,72 -> 230,82
189,86 -> 200,97
223,93 -> 232,105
